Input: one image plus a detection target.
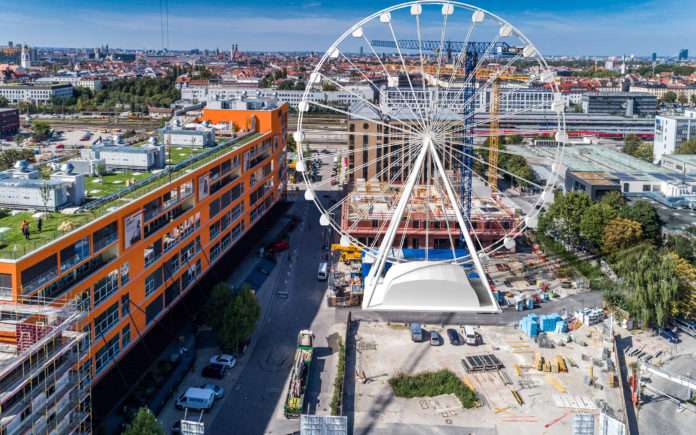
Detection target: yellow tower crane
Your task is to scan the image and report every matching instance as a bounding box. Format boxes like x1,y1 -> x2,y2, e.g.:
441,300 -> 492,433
486,74 -> 531,192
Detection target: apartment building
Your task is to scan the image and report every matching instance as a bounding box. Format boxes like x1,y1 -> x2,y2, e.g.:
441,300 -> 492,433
0,100 -> 288,426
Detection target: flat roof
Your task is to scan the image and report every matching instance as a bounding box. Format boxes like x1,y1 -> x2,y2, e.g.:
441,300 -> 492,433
0,132 -> 263,259
663,154 -> 696,165
569,171 -> 619,186
508,144 -> 696,184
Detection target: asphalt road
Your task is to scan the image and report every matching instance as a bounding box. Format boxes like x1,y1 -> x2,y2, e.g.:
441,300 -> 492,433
207,151 -> 348,434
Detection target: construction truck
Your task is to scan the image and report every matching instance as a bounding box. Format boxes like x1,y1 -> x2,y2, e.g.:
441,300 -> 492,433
284,330 -> 315,418
331,244 -> 362,263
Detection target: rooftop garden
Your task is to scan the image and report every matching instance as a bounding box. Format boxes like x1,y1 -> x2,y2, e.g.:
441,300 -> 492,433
0,133 -> 262,259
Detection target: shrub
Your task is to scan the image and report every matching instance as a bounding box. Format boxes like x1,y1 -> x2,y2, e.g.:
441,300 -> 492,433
330,342 -> 345,415
388,369 -> 476,408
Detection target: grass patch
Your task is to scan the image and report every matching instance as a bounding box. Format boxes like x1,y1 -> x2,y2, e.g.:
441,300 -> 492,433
534,232 -> 606,281
388,369 -> 476,408
0,211 -> 94,255
330,341 -> 345,415
86,172 -> 151,197
388,324 -> 410,330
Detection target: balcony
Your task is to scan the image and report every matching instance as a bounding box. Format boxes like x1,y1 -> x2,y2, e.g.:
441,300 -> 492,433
93,232 -> 118,253
42,254 -> 114,301
21,269 -> 59,295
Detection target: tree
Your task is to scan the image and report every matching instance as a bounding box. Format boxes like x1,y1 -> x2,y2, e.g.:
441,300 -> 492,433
678,93 -> 689,106
39,183 -> 52,217
676,137 -> 696,155
322,82 -> 338,91
218,285 -> 261,353
670,253 -> 696,318
619,200 -> 663,244
206,282 -> 233,332
506,134 -> 523,145
602,218 -> 643,255
14,134 -> 24,146
599,191 -> 626,211
122,407 -> 165,435
286,133 -> 297,152
0,96 -> 7,107
612,244 -> 680,327
32,120 -> 51,142
665,234 -> 696,264
579,202 -> 617,249
543,190 -> 592,245
691,94 -> 696,106
660,91 -> 677,104
623,134 -> 641,156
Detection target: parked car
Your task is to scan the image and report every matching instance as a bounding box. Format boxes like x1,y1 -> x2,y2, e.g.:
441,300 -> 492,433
504,280 -> 512,288
175,387 -> 214,411
447,329 -> 460,345
171,420 -> 182,434
198,383 -> 224,400
268,240 -> 290,252
56,144 -> 65,149
201,363 -> 226,379
429,331 -> 440,346
209,354 -> 236,368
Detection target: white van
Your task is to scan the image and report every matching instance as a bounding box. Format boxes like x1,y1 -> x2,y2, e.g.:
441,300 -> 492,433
175,387 -> 215,412
463,325 -> 477,346
317,263 -> 328,281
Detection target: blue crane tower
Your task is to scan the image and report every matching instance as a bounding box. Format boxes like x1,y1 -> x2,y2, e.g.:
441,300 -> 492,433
371,39 -> 520,246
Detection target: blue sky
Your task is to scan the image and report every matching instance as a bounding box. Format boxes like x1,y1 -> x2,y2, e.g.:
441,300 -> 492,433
1,1 -> 695,56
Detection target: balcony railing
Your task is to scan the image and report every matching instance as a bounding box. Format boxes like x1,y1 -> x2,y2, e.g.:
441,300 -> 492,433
21,268 -> 59,295
93,233 -> 118,253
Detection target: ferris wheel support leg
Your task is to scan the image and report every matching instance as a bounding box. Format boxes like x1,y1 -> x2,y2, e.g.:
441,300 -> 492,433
428,139 -> 498,308
363,139 -> 430,309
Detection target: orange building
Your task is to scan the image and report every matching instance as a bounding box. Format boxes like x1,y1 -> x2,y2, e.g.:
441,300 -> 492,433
0,100 -> 288,429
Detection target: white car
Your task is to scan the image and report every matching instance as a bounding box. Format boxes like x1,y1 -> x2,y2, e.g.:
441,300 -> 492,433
209,354 -> 236,368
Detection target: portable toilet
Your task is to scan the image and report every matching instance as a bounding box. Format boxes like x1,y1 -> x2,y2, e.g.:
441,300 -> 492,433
514,296 -> 524,311
525,295 -> 534,310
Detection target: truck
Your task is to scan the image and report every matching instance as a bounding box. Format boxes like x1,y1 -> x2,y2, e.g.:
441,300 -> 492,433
331,244 -> 362,263
284,330 -> 315,418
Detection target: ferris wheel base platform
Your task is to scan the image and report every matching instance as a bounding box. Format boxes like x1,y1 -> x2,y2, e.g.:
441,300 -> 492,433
362,262 -> 501,312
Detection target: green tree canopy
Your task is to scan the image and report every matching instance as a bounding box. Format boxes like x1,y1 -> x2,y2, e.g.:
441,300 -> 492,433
122,407 -> 165,435
599,191 -> 626,211
660,91 -> 678,104
579,202 -> 618,249
665,234 -> 696,264
219,285 -> 261,353
544,190 -> 592,244
619,200 -> 663,244
286,133 -> 297,152
206,282 -> 233,332
676,137 -> 696,155
32,120 -> 51,142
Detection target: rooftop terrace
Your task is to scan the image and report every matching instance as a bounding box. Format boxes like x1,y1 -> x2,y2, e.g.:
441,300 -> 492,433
0,132 -> 262,260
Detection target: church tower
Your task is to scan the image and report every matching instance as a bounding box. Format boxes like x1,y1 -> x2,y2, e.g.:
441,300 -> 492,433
20,44 -> 31,69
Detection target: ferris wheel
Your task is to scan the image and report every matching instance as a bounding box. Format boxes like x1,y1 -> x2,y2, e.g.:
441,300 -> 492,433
293,1 -> 566,311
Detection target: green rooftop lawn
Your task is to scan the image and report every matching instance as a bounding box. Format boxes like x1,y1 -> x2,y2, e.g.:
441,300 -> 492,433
0,132 -> 262,258
166,147 -> 205,165
86,172 -> 152,197
0,211 -> 94,257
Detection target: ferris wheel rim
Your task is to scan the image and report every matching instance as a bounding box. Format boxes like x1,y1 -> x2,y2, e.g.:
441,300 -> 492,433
295,0 -> 566,264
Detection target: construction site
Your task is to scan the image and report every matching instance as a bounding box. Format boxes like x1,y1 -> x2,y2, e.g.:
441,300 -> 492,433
350,317 -> 628,435
0,296 -> 91,435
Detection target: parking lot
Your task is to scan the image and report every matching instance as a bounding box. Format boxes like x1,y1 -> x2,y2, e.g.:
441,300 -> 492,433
350,320 -> 626,435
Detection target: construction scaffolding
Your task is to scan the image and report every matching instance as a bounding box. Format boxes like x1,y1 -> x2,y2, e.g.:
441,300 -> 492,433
340,181 -> 521,249
0,295 -> 91,435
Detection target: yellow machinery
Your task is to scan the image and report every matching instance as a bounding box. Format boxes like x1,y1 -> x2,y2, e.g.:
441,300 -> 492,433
486,74 -> 531,192
331,244 -> 362,263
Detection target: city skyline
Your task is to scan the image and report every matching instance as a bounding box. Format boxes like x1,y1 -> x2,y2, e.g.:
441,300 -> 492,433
0,0 -> 695,57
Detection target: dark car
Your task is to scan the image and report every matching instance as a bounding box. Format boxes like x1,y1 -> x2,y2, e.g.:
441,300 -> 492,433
447,329 -> 460,345
171,420 -> 181,434
202,363 -> 226,379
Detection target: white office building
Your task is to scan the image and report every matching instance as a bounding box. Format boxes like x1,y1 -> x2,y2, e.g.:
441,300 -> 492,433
35,76 -> 103,91
0,83 -> 73,103
0,161 -> 85,210
654,110 -> 696,163
83,142 -> 166,171
158,125 -> 216,148
182,85 -> 375,108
